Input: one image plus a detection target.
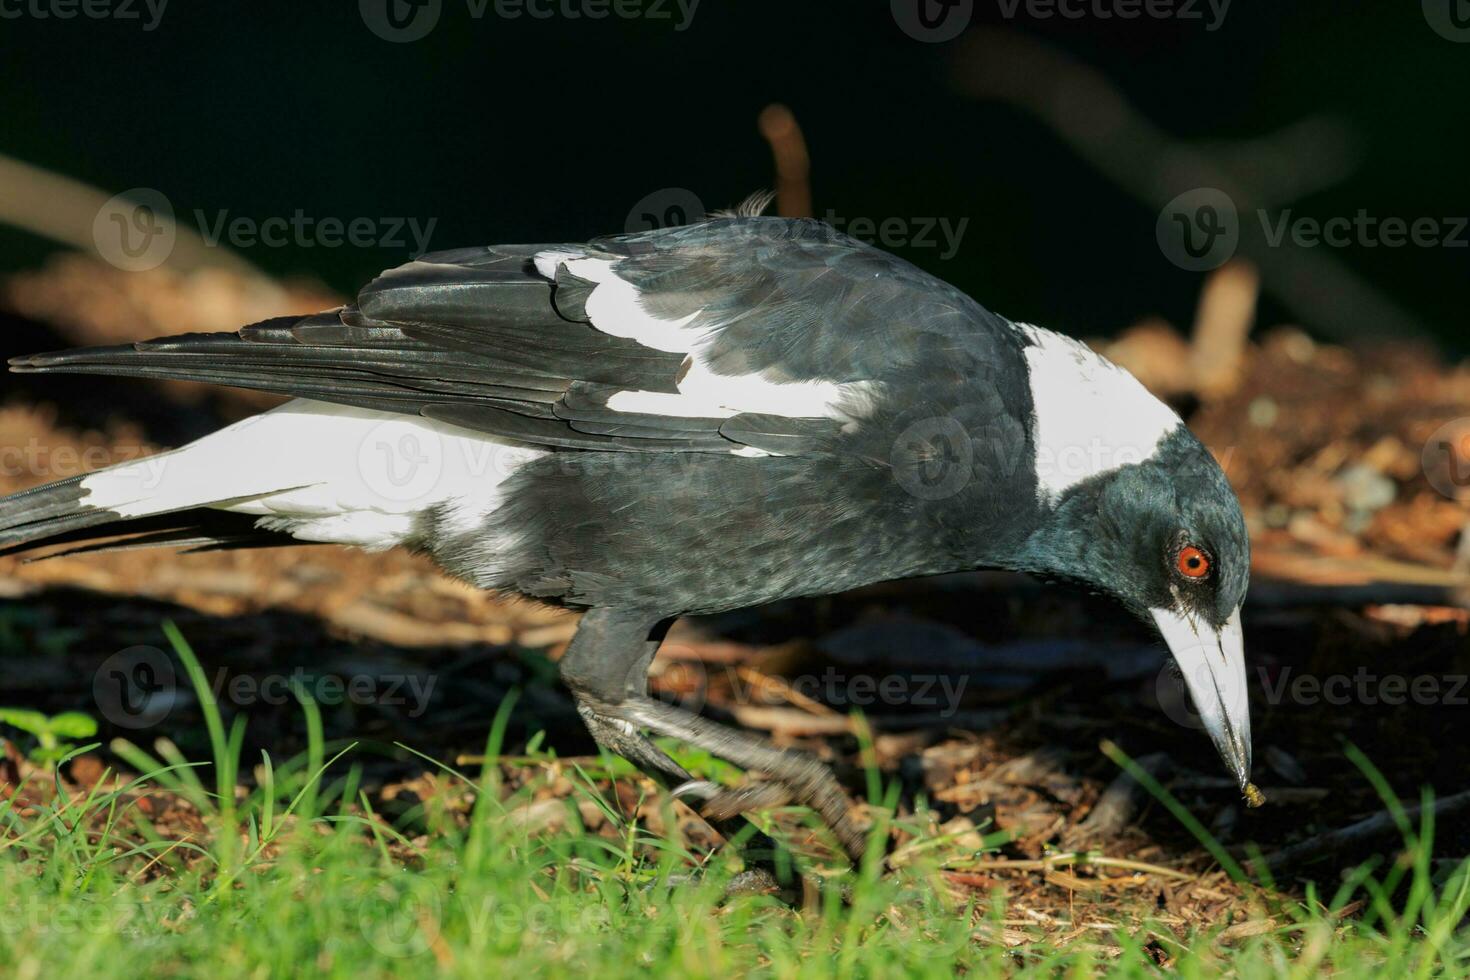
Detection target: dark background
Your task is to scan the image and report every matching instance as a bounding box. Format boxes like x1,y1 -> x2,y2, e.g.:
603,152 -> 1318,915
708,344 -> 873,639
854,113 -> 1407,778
0,1 -> 1465,349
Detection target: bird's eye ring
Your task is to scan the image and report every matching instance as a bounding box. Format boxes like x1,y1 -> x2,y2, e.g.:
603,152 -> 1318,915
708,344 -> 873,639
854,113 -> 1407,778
1176,545 -> 1211,579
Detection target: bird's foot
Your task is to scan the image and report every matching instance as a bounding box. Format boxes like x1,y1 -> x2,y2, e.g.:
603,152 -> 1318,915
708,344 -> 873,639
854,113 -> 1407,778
673,776 -> 868,863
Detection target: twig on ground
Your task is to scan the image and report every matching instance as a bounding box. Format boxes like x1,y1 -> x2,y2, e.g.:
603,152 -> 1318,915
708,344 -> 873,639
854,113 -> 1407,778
1258,787 -> 1470,874
1065,752 -> 1172,846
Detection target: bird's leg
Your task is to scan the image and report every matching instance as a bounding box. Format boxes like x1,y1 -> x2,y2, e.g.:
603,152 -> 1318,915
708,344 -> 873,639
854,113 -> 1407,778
615,696 -> 868,862
560,609 -> 866,861
560,608 -> 775,856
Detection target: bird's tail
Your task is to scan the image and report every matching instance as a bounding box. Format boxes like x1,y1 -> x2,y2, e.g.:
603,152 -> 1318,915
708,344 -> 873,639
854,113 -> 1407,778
0,396 -> 541,561
0,420 -> 297,561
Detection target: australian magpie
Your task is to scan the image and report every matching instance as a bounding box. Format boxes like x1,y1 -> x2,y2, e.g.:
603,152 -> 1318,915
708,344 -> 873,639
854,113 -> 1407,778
2,211 -> 1254,858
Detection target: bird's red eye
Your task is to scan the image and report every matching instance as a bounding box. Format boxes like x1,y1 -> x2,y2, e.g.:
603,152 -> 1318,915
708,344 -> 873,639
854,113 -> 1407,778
1177,546 -> 1211,579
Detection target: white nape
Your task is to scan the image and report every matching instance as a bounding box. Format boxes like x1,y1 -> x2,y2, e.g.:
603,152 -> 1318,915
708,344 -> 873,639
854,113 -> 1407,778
1017,323 -> 1181,504
77,399 -> 544,550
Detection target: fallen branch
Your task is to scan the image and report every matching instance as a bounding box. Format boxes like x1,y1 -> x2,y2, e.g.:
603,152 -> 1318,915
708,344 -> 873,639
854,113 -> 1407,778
1065,752 -> 1172,846
949,851 -> 1195,881
1258,787 -> 1470,874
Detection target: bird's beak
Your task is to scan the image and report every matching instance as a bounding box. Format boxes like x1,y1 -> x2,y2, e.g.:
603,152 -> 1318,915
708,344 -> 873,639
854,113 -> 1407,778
1150,606 -> 1252,790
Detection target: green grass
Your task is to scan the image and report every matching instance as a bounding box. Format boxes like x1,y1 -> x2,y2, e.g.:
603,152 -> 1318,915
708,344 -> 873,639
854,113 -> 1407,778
1,625 -> 1468,977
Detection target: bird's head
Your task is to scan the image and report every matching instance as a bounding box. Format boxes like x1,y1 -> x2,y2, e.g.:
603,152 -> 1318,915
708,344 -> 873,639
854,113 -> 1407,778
1019,427 -> 1253,792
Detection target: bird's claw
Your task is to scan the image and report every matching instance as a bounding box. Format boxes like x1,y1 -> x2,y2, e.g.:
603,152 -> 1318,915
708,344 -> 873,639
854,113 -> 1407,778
670,779 -> 724,802
682,780 -> 795,821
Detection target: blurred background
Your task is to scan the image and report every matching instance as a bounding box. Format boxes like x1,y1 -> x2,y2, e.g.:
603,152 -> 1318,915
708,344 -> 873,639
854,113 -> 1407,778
0,1 -> 1465,346
0,0 -> 1468,912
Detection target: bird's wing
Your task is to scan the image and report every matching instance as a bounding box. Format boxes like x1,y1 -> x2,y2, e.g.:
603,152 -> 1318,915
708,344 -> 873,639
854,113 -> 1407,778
12,216 -> 999,456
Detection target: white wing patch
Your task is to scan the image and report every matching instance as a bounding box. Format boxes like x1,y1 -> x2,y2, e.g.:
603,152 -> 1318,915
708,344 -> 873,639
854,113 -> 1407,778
535,250 -> 879,432
542,256 -> 700,354
77,399 -> 544,550
1017,323 -> 1182,503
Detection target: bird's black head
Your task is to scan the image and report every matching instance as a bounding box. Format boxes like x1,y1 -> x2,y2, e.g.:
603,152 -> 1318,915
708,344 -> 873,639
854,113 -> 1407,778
1036,428 -> 1249,626
1016,425 -> 1254,791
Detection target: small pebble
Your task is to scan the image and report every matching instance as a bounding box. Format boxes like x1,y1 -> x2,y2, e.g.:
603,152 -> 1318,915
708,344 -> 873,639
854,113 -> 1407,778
1336,463 -> 1396,515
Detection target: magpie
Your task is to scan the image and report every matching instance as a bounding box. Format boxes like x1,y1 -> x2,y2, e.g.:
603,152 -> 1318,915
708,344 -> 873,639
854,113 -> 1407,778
2,211 -> 1255,858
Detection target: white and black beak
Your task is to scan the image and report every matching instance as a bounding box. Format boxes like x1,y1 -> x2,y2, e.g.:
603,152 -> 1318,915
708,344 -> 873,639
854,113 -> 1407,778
1151,606 -> 1251,790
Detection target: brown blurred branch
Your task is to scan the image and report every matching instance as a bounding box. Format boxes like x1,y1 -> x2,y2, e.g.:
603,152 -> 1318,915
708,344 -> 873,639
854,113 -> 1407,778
950,29 -> 1424,343
758,104 -> 812,218
0,153 -> 269,281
